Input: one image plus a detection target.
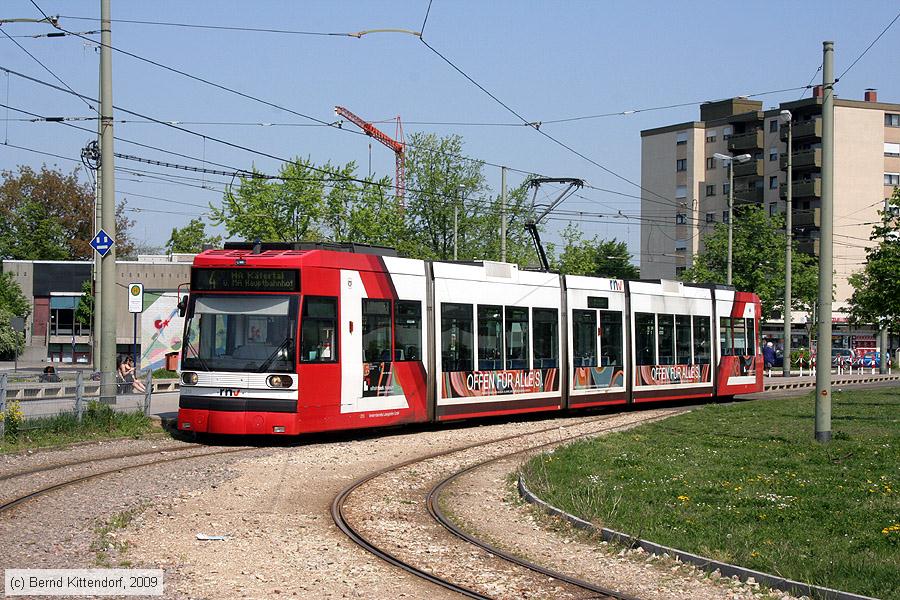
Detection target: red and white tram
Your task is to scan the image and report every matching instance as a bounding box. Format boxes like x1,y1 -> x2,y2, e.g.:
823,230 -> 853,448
176,243 -> 762,436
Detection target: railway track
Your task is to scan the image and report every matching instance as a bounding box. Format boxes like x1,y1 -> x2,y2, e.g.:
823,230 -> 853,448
0,445 -> 257,516
332,410 -> 681,600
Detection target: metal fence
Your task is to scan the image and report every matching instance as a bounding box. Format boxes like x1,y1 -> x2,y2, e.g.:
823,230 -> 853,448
0,370 -> 165,436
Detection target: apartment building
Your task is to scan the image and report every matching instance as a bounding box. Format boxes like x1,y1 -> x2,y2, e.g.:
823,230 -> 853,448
640,89 -> 900,349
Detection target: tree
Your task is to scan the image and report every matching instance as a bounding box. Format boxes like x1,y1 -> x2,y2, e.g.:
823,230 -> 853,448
0,165 -> 135,260
0,271 -> 29,358
849,188 -> 900,330
74,278 -> 93,329
548,224 -> 640,278
680,205 -> 818,317
210,158 -> 334,242
403,132 -> 538,263
165,218 -> 223,254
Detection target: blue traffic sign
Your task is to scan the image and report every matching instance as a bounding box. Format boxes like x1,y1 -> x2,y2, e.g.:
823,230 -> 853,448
90,229 -> 115,257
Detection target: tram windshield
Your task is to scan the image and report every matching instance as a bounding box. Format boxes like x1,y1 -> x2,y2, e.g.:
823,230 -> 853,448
182,294 -> 298,373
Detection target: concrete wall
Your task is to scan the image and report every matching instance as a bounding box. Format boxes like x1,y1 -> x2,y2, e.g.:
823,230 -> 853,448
833,106 -> 885,303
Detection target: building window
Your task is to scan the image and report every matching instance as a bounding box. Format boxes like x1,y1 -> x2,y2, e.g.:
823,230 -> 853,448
886,173 -> 900,186
769,202 -> 777,216
706,130 -> 717,143
723,126 -> 733,140
675,266 -> 686,277
675,239 -> 687,251
769,175 -> 779,189
886,113 -> 900,127
723,211 -> 730,223
885,142 -> 900,157
705,184 -> 716,197
675,185 -> 687,199
722,182 -> 730,195
769,119 -> 778,133
676,158 -> 687,171
706,157 -> 715,170
676,131 -> 688,145
769,147 -> 778,161
706,212 -> 715,223
676,213 -> 687,224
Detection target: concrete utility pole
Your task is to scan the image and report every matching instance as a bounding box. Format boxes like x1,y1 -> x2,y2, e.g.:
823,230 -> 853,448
815,40 -> 835,443
99,0 -> 118,402
781,110 -> 793,377
713,153 -> 751,285
880,196 -> 890,374
93,77 -> 102,369
501,166 -> 507,262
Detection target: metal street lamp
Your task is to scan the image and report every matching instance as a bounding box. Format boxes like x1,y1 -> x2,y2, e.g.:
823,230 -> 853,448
780,109 -> 793,377
713,152 -> 752,285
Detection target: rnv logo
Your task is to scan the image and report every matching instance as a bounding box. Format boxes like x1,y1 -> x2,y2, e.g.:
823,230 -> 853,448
219,388 -> 241,397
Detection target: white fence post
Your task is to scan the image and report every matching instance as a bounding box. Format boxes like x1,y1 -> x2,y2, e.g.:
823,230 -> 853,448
143,371 -> 152,415
75,370 -> 85,422
0,373 -> 7,439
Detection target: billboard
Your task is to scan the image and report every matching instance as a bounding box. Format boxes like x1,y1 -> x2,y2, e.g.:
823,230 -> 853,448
140,292 -> 185,372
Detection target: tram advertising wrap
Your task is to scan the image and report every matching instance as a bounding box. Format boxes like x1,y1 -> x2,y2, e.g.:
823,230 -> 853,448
442,368 -> 559,398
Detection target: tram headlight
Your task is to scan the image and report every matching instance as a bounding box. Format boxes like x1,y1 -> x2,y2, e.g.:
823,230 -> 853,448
267,374 -> 293,388
181,371 -> 198,386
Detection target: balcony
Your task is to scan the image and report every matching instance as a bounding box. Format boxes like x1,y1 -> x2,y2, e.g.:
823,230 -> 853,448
733,186 -> 763,205
728,129 -> 764,152
781,117 -> 822,141
793,207 -> 820,227
796,238 -> 820,255
733,158 -> 764,178
780,148 -> 822,171
780,178 -> 822,199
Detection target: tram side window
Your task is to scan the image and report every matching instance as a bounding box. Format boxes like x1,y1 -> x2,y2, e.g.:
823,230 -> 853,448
394,301 -> 422,361
532,308 -> 559,369
362,299 -> 392,363
441,303 -> 473,372
675,315 -> 692,364
635,312 -> 656,365
732,318 -> 747,355
478,305 -> 504,370
572,310 -> 597,367
657,314 -> 675,365
300,296 -> 338,363
719,317 -> 733,356
745,318 -> 756,356
598,311 -> 623,368
693,316 -> 711,364
505,306 -> 530,369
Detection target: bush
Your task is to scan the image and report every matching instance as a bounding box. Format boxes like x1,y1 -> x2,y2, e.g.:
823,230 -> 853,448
790,348 -> 812,368
1,399 -> 24,437
152,368 -> 178,379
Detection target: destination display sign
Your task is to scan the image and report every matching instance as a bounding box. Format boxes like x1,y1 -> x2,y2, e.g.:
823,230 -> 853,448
191,268 -> 299,292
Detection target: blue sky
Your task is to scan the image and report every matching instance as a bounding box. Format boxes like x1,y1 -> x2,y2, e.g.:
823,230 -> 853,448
2,1 -> 898,257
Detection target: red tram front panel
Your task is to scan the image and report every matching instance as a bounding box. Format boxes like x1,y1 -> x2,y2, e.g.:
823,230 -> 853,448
714,290 -> 763,396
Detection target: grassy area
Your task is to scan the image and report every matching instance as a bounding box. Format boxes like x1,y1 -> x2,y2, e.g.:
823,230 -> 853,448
1,400 -> 159,453
522,388 -> 900,599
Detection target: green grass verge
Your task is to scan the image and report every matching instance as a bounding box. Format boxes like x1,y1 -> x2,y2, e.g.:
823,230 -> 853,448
522,388 -> 900,600
1,401 -> 159,454
151,368 -> 178,379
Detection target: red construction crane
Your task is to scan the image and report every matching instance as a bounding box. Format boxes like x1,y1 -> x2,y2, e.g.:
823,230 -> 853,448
334,106 -> 405,204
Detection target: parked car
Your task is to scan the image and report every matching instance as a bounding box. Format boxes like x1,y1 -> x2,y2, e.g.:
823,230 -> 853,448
832,348 -> 854,367
852,352 -> 885,368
